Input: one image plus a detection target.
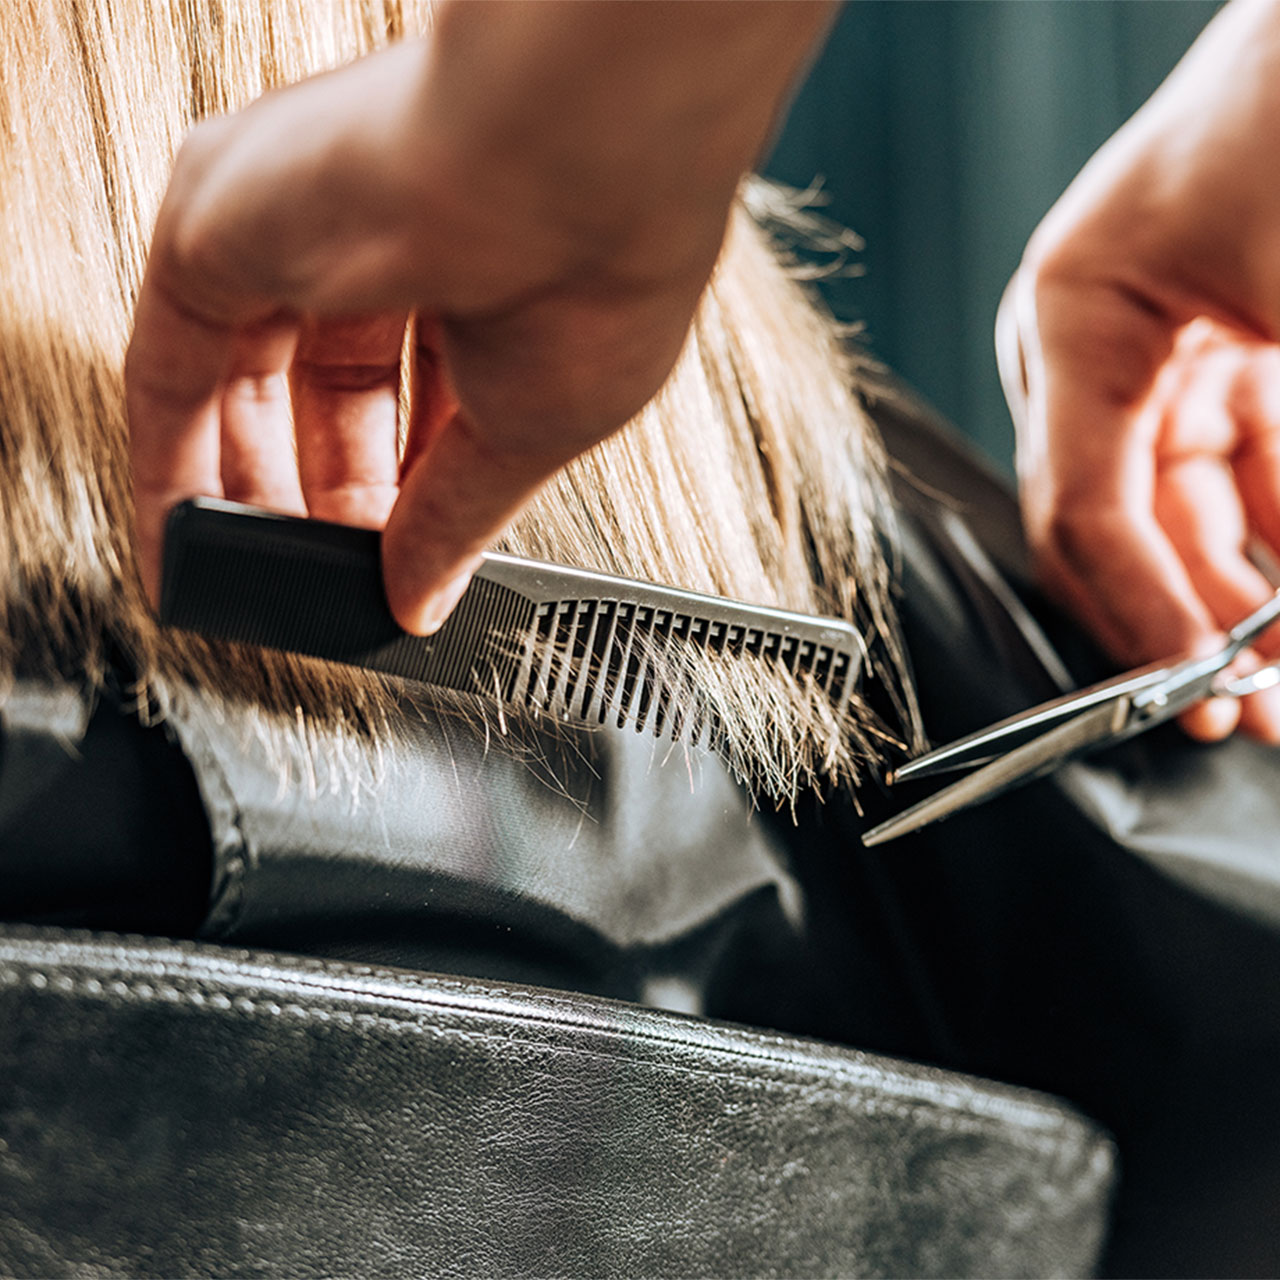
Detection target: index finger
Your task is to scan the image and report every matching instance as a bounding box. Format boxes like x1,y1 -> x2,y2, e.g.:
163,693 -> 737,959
125,273 -> 237,603
1018,274 -> 1216,660
1016,273 -> 1249,739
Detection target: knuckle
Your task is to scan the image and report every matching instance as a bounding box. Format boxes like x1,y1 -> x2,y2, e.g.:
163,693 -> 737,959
293,360 -> 399,396
161,206 -> 233,303
152,122 -> 260,314
123,336 -> 203,414
224,373 -> 286,407
1039,499 -> 1131,574
174,116 -> 234,170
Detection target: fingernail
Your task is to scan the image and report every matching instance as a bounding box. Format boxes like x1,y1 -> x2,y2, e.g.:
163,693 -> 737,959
419,560 -> 480,635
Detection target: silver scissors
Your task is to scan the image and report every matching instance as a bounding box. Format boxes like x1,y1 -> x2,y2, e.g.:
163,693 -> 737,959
862,590 -> 1280,847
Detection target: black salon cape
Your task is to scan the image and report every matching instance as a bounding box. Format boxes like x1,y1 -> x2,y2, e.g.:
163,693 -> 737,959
5,392 -> 1280,1277
818,396 -> 1280,1278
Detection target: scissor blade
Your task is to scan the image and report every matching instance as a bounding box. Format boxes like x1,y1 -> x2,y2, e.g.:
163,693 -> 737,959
889,587 -> 1280,794
892,660 -> 1172,783
1227,587 -> 1280,650
863,698 -> 1128,847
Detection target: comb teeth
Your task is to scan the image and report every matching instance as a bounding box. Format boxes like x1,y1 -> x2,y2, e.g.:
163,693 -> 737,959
160,498 -> 862,744
502,596 -> 855,741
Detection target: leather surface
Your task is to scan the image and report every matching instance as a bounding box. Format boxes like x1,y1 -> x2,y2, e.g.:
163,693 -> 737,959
0,927 -> 1113,1280
171,686 -> 801,969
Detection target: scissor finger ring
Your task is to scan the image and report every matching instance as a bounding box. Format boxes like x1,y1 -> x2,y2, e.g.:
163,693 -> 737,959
1216,661 -> 1280,698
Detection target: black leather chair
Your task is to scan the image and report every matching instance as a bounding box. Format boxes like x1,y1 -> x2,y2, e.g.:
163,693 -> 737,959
0,927 -> 1111,1278
27,385 -> 1280,1278
0,563 -> 1114,1277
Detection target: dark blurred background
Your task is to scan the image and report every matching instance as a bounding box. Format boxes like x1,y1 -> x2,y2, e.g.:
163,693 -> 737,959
764,0 -> 1222,472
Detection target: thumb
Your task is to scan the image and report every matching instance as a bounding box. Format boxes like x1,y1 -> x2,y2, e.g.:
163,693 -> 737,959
382,263 -> 711,634
381,409 -> 568,634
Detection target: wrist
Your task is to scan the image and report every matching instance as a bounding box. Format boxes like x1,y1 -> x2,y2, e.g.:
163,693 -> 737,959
419,1 -> 835,276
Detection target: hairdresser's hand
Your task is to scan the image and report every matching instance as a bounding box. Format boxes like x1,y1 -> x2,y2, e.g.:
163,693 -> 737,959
1001,0 -> 1280,742
127,0 -> 833,632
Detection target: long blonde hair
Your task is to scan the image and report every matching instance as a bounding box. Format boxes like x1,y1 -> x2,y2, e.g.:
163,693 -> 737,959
1,0 -> 910,800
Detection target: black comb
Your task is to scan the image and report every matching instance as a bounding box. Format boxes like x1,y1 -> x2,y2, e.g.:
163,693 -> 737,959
160,498 -> 862,737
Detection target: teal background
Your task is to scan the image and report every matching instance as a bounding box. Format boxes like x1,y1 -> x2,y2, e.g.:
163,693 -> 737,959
764,0 -> 1223,471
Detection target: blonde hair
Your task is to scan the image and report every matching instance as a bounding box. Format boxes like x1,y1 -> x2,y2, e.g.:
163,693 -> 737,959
1,0 -> 911,801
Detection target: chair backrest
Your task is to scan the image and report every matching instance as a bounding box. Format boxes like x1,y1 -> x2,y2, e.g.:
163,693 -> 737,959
0,927 -> 1113,1278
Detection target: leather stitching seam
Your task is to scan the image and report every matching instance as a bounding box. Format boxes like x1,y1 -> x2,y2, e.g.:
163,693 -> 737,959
0,963 -> 1106,1172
